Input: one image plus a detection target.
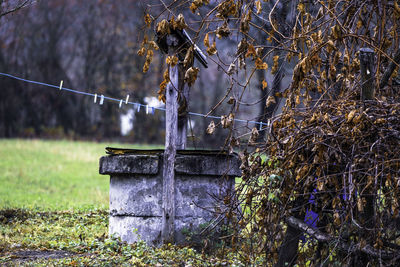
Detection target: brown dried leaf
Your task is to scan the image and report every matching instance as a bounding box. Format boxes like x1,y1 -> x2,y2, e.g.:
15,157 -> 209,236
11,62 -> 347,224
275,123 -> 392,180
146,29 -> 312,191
175,14 -> 187,30
144,14 -> 152,28
184,67 -> 199,86
156,19 -> 170,35
245,44 -> 256,59
216,22 -> 230,38
184,46 -> 194,68
249,127 -> 259,145
206,41 -> 217,56
346,109 -> 357,122
255,58 -> 268,70
221,113 -> 234,128
206,120 -> 216,135
227,97 -> 235,105
137,47 -> 146,56
204,33 -> 210,48
271,55 -> 279,74
266,95 -> 275,107
262,80 -> 268,90
227,63 -> 236,75
255,0 -> 262,14
166,55 -> 178,67
148,41 -> 159,51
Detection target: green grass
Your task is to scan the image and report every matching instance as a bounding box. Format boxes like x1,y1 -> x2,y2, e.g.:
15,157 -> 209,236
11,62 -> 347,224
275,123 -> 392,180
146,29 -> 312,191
0,139 -> 161,210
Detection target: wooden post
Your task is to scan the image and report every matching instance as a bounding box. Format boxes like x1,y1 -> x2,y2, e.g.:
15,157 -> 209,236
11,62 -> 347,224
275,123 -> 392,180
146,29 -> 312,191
162,63 -> 179,244
359,48 -> 375,100
177,63 -> 190,150
157,28 -> 206,244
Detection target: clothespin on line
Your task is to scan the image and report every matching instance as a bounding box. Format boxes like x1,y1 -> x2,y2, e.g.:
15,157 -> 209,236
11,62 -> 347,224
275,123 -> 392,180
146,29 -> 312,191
94,93 -> 97,103
125,95 -> 130,104
136,104 -> 140,112
100,95 -> 104,105
259,122 -> 262,131
59,80 -> 63,90
146,105 -> 149,114
119,99 -> 123,108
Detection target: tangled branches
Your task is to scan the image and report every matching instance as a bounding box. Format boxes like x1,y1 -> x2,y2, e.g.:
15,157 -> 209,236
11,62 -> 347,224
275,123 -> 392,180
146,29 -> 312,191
237,99 -> 400,265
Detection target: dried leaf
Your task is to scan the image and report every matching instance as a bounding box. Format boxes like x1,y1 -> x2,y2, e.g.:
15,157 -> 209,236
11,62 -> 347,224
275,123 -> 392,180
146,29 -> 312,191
271,55 -> 279,74
206,41 -> 217,56
184,46 -> 194,68
148,41 -> 159,51
245,44 -> 256,59
206,120 -> 216,135
221,113 -> 234,128
255,0 -> 262,14
143,49 -> 154,73
295,95 -> 300,105
266,95 -> 276,107
204,33 -> 210,48
184,67 -> 199,86
227,97 -> 235,104
137,47 -> 146,56
216,22 -> 230,38
156,19 -> 170,35
166,55 -> 178,67
175,14 -> 187,30
255,58 -> 268,70
227,63 -> 236,75
237,38 -> 248,56
262,80 -> 268,90
297,3 -> 305,13
249,127 -> 259,145
144,14 -> 152,28
347,109 -> 357,122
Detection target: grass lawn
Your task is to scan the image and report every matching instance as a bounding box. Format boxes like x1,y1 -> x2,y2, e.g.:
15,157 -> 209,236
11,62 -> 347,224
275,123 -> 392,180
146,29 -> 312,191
0,139 -> 161,210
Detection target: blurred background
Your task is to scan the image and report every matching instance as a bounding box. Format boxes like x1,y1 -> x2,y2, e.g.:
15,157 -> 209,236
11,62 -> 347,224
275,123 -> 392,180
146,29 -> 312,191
0,0 -> 266,208
0,0 -> 280,149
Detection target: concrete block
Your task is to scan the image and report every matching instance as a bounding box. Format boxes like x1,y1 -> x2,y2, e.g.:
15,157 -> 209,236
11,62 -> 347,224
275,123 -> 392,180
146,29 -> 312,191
100,150 -> 241,245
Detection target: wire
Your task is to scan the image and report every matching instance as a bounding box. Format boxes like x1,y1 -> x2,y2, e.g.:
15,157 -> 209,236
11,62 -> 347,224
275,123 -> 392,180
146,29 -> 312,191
0,72 -> 268,130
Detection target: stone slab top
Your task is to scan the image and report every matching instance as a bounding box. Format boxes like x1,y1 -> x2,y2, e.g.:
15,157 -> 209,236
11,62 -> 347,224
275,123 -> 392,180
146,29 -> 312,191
99,148 -> 242,177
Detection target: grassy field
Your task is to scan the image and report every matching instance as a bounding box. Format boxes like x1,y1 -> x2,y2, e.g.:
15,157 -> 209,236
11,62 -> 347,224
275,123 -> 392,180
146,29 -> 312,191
0,139 -> 160,210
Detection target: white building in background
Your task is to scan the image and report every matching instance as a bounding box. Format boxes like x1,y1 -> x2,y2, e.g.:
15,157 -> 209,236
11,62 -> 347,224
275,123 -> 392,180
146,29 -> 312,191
120,96 -> 165,136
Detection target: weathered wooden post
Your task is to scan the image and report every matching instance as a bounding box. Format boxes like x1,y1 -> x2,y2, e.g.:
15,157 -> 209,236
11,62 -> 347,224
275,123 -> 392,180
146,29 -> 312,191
162,59 -> 179,243
359,47 -> 375,100
157,26 -> 208,244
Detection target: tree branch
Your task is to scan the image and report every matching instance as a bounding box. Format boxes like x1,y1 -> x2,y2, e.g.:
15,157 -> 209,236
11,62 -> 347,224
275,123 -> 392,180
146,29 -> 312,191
0,0 -> 30,18
286,216 -> 397,260
380,47 -> 400,90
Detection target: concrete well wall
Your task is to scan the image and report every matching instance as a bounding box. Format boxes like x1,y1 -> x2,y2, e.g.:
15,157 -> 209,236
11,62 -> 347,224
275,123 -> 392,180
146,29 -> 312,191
99,150 -> 241,246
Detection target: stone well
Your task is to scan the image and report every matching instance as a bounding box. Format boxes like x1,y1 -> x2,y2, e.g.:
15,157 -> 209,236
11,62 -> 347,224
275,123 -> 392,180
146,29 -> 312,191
99,149 -> 241,246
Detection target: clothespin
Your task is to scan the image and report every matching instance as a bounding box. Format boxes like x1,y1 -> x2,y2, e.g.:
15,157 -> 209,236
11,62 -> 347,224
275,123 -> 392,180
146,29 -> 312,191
94,93 -> 97,103
59,80 -> 63,90
136,103 -> 141,112
125,95 -> 130,104
119,99 -> 123,108
259,122 -> 262,131
99,95 -> 104,105
146,105 -> 149,114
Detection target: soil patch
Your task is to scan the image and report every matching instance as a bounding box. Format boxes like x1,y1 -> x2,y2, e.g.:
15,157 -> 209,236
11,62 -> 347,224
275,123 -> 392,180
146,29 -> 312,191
1,249 -> 81,265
